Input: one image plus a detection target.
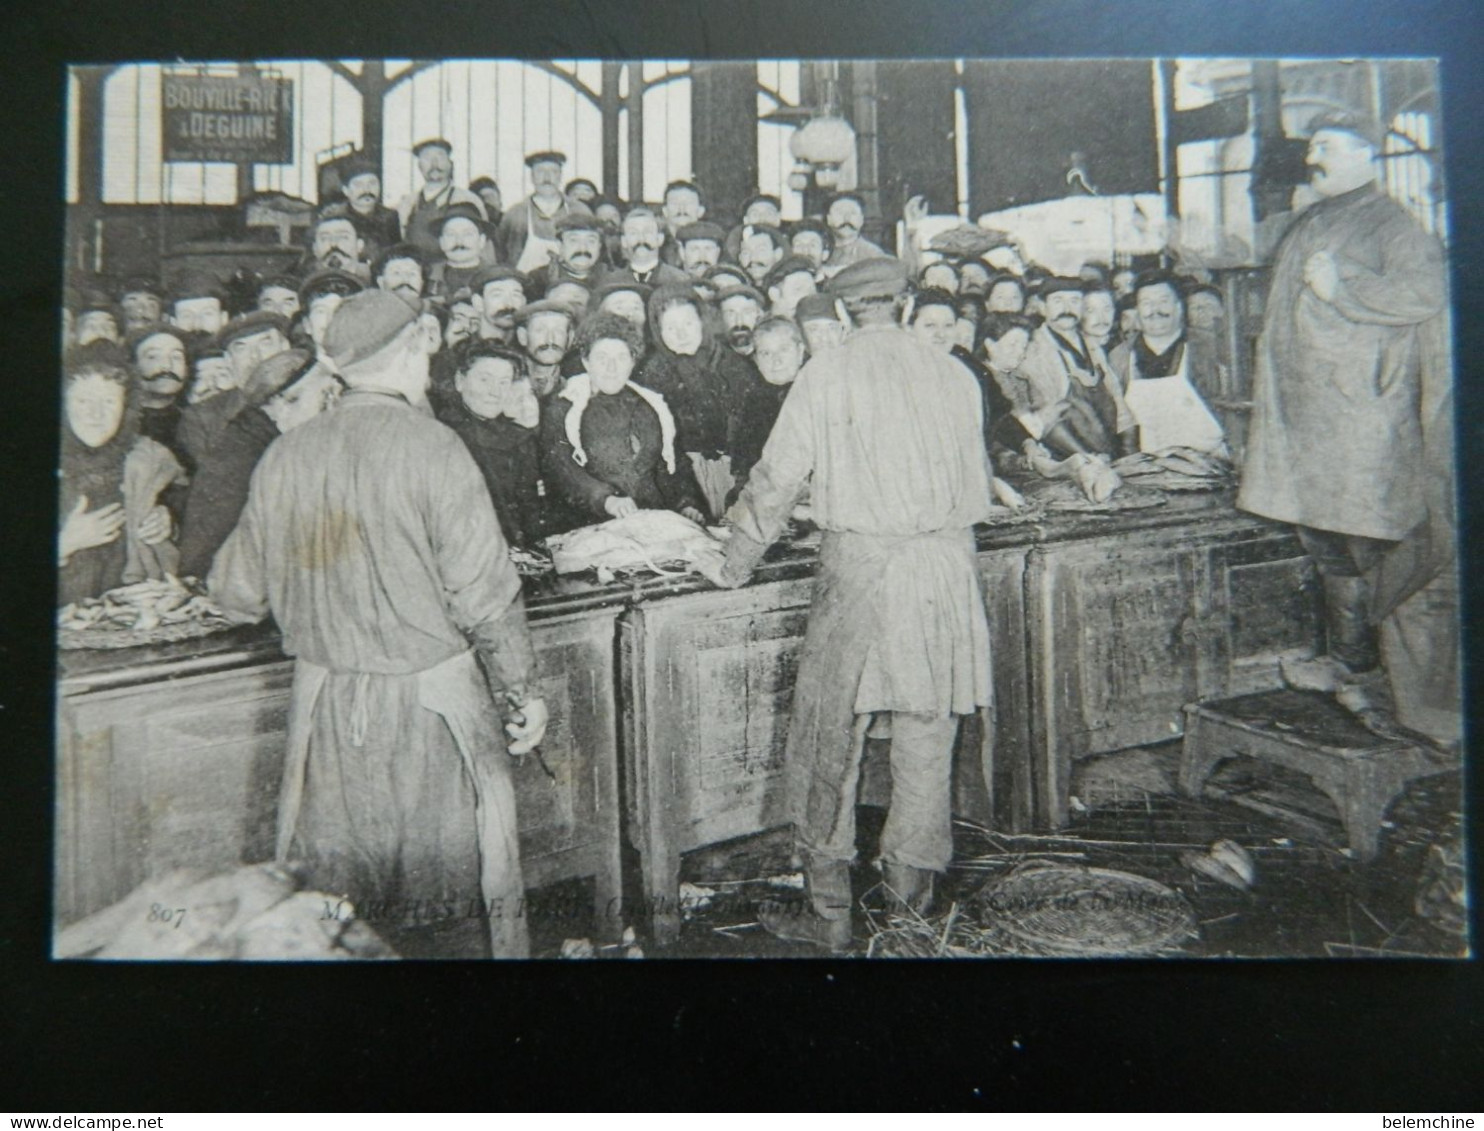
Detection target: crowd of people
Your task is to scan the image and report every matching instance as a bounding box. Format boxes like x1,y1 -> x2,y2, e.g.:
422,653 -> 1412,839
57,112 -> 1455,958
59,139 -> 1236,603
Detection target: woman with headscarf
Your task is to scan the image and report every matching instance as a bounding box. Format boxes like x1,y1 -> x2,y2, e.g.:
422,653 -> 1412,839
58,342 -> 185,604
540,312 -> 707,533
635,284 -> 753,521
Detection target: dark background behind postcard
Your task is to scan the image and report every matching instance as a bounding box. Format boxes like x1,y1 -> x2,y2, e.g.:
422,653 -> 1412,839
1,0 -> 1480,1112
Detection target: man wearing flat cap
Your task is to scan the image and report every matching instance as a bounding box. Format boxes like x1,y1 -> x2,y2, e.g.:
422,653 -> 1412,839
118,276 -> 167,334
337,154 -> 401,255
695,257 -> 996,951
396,138 -> 488,260
178,348 -> 337,577
514,298 -> 578,400
676,221 -> 727,281
1238,109 -> 1457,745
527,212 -> 607,294
471,265 -> 530,344
1012,275 -> 1133,460
429,201 -> 495,299
177,310 -> 292,470
496,150 -> 594,276
210,289 -> 548,959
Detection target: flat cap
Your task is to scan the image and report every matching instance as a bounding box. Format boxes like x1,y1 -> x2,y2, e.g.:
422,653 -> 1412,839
120,275 -> 167,299
793,293 -> 841,324
823,257 -> 910,299
298,268 -> 366,306
714,283 -> 767,308
323,289 -> 421,369
676,221 -> 726,245
125,321 -> 190,357
240,348 -> 317,409
412,137 -> 453,156
1038,275 -> 1086,297
514,298 -> 579,325
525,150 -> 567,167
555,212 -> 601,235
430,202 -> 492,238
1308,109 -> 1385,151
763,254 -> 818,292
471,265 -> 530,294
1131,268 -> 1184,295
591,279 -> 653,304
171,270 -> 226,303
217,310 -> 292,350
703,264 -> 751,287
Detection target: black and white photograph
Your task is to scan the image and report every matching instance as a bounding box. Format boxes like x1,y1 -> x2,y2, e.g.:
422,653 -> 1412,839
51,55 -> 1466,963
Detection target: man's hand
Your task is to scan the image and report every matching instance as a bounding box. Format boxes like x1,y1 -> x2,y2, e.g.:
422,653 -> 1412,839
137,505 -> 173,546
60,495 -> 126,562
604,495 -> 639,519
506,697 -> 549,756
992,476 -> 1027,509
679,505 -> 707,526
504,381 -> 540,430
903,194 -> 930,229
1304,251 -> 1340,302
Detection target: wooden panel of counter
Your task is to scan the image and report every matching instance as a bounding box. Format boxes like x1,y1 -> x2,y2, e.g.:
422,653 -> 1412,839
54,604 -> 625,939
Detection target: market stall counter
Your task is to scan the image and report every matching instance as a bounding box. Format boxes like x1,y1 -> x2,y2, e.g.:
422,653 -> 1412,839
55,492 -> 1320,950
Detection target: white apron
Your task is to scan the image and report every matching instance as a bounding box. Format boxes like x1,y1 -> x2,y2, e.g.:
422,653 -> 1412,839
515,200 -> 563,275
1123,340 -> 1225,454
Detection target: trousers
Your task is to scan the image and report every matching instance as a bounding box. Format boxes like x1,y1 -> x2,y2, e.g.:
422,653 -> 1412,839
800,710 -> 961,875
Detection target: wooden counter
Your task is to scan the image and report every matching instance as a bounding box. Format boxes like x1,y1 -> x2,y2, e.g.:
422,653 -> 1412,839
55,593 -> 626,935
55,492 -> 1320,948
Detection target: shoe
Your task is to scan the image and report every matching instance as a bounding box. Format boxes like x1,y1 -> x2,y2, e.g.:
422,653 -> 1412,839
1280,652 -> 1353,693
882,862 -> 936,918
758,898 -> 853,952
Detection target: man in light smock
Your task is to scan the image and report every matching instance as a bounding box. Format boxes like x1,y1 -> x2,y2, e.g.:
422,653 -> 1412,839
696,258 -> 995,951
1105,270 -> 1227,454
1237,110 -> 1455,745
496,151 -> 594,276
209,290 -> 549,959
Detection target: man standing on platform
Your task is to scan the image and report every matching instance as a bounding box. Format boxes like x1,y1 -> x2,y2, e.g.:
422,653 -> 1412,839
1237,111 -> 1456,746
497,151 -> 593,276
821,193 -> 887,278
396,138 -> 488,260
209,290 -> 549,959
695,258 -> 995,951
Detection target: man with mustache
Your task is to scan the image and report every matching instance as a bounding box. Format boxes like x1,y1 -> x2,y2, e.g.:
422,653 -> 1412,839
821,193 -> 887,279
675,221 -> 726,282
124,323 -> 195,510
178,311 -> 292,471
738,224 -> 787,287
118,276 -> 167,334
763,255 -> 819,319
301,207 -> 371,282
658,180 -> 707,268
396,138 -> 488,261
605,206 -> 688,288
514,298 -> 577,400
168,272 -> 228,338
470,266 -> 529,344
338,155 -> 401,257
528,213 -> 607,294
371,244 -> 428,304
1011,276 -> 1134,461
496,150 -> 593,276
1238,111 -> 1455,745
429,202 -> 494,299
715,283 -> 766,359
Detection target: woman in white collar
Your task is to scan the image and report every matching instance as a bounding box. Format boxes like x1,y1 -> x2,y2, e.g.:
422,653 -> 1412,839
539,312 -> 708,533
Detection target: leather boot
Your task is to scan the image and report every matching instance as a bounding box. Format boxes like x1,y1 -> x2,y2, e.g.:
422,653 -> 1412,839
1323,574 -> 1381,674
882,861 -> 935,918
758,856 -> 853,952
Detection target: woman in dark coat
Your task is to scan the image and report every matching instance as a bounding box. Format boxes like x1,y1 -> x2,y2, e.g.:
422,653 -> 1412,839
634,284 -> 752,521
435,338 -> 548,549
58,342 -> 184,604
540,312 -> 706,532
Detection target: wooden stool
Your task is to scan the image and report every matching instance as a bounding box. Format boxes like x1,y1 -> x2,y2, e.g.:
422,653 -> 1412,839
1179,689 -> 1454,860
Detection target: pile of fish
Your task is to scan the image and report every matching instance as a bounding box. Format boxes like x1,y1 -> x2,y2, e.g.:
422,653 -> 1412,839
57,575 -> 250,649
1112,447 -> 1235,492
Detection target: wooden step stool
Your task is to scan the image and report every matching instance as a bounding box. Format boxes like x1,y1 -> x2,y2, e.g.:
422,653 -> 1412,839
1179,689 -> 1454,860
